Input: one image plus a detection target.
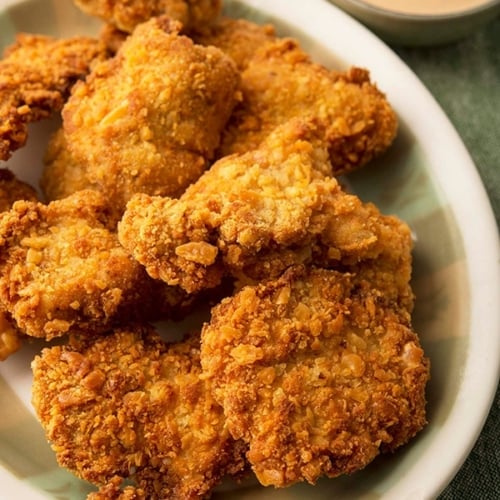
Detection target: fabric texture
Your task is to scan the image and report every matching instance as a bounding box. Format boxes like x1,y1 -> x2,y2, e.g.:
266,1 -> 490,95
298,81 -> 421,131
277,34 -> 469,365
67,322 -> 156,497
394,15 -> 500,499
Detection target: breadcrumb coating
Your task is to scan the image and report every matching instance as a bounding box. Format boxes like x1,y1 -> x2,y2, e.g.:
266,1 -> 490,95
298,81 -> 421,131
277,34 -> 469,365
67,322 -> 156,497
117,118 -> 333,292
0,5 -> 431,496
118,118 -> 412,303
0,190 -> 177,339
218,38 -> 398,174
0,168 -> 39,210
41,128 -> 97,202
0,310 -> 23,361
192,16 -> 277,70
87,476 -> 146,499
62,16 -> 240,212
32,326 -> 246,499
0,33 -> 107,160
0,169 -> 39,360
201,265 -> 430,488
74,0 -> 222,34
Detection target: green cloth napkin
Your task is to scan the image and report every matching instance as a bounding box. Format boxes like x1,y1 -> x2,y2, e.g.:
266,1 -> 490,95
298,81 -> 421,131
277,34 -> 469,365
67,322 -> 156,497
392,15 -> 500,499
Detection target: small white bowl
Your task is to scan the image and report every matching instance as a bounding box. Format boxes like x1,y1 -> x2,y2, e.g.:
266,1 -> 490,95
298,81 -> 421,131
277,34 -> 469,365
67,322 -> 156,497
1,1 -> 499,499
329,0 -> 500,45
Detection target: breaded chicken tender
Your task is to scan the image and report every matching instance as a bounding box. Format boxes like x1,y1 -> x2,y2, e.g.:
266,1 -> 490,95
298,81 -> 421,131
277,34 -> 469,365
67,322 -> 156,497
100,14 -> 277,67
98,23 -> 129,54
118,119 -> 413,301
218,38 -> 398,174
0,169 -> 39,359
316,198 -> 415,314
117,118 -> 333,293
87,476 -> 146,499
74,0 -> 222,34
200,265 -> 430,488
0,305 -> 24,361
192,16 -> 277,70
0,168 -> 38,210
62,16 -> 240,212
0,190 -> 180,340
0,33 -> 107,161
32,326 -> 246,499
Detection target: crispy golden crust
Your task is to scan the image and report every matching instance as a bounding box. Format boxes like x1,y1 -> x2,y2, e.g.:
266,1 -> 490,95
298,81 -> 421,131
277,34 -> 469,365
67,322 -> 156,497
87,476 -> 146,499
41,128 -> 97,201
99,23 -> 129,54
218,39 -> 397,175
0,7 -> 429,495
0,169 -> 39,359
0,190 -> 181,339
192,16 -> 277,70
62,16 -> 240,212
117,118 -> 333,293
0,33 -> 107,161
118,118 -> 412,302
317,197 -> 415,314
75,0 -> 222,33
200,266 -> 430,487
0,310 -> 23,361
0,168 -> 38,211
32,326 -> 246,499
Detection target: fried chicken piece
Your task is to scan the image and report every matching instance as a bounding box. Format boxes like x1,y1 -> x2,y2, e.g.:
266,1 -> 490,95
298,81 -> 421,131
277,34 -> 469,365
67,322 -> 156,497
200,265 -> 430,488
118,119 -> 413,304
32,326 -> 246,499
0,168 -> 39,209
74,0 -> 222,34
87,476 -> 146,500
0,189 -> 187,340
0,310 -> 23,361
218,38 -> 397,175
99,23 -> 129,54
192,16 -> 277,70
317,197 -> 415,314
0,33 -> 107,161
0,169 -> 39,359
40,128 -> 97,201
117,118 -> 333,293
62,16 -> 240,212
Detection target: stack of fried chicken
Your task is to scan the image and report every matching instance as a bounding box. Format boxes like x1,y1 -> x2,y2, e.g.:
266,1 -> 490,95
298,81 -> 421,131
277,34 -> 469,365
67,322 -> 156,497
0,1 -> 430,498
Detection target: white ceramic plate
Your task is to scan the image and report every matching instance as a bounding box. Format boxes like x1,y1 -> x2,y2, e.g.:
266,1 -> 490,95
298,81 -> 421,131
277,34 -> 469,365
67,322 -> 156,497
0,0 -> 499,499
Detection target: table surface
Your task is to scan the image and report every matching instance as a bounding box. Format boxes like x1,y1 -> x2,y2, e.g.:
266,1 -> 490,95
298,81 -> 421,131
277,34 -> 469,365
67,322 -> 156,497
392,15 -> 500,500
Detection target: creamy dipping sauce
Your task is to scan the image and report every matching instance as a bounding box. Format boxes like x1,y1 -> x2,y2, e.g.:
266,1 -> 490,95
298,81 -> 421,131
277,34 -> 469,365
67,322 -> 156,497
361,0 -> 494,15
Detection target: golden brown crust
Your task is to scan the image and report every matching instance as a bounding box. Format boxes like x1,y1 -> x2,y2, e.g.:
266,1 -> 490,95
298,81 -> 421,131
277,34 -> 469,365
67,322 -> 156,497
0,6 -> 430,495
87,476 -> 146,500
0,168 -> 39,211
0,310 -> 23,361
192,16 -> 277,70
74,0 -> 222,34
41,128 -> 97,202
32,326 -> 246,498
117,118 -> 333,293
118,118 -> 412,302
218,39 -> 398,175
0,33 -> 108,161
201,265 -> 429,487
0,169 -> 39,360
317,197 -> 415,313
62,16 -> 240,212
98,23 -> 129,54
0,190 -> 178,339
